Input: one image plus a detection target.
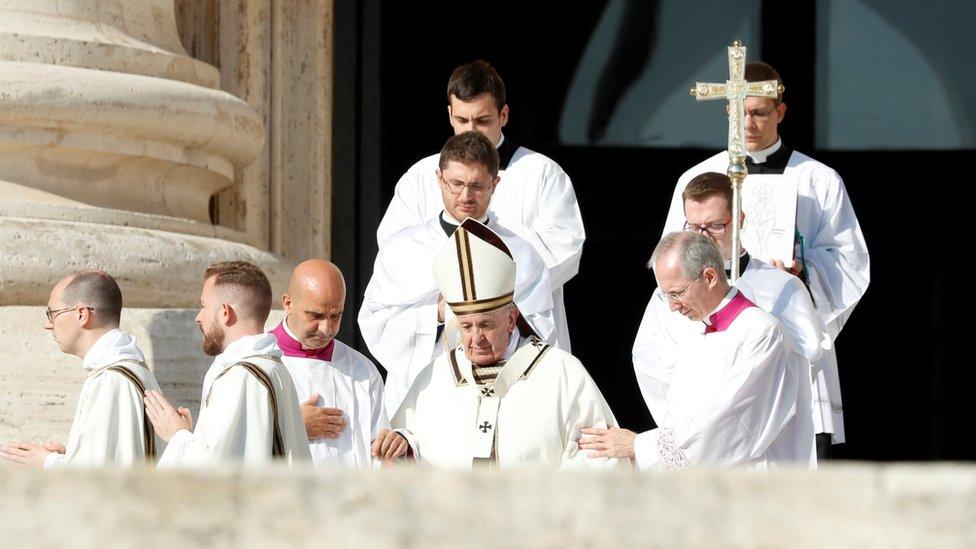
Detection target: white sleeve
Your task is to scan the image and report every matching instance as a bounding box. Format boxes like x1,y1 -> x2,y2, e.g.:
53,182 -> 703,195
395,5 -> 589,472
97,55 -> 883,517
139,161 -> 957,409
559,370 -> 626,470
802,170 -> 870,334
661,172 -> 693,237
516,165 -> 585,289
369,365 -> 391,440
376,165 -> 431,246
510,241 -> 558,346
768,275 -> 828,365
156,369 -> 274,467
55,372 -> 147,467
389,363 -> 433,463
631,291 -> 684,423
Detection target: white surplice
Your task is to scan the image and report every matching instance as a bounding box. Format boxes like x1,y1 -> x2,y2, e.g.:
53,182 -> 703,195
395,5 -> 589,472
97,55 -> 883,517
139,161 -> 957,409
359,213 -> 557,417
44,329 -> 160,468
375,136 -> 584,352
634,258 -> 826,425
633,297 -> 815,470
157,333 -> 311,467
392,336 -> 624,470
661,141 -> 869,442
276,321 -> 389,468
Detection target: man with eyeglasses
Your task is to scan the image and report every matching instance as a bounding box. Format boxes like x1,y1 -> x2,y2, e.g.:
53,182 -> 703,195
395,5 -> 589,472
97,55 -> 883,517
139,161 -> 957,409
630,172 -> 823,456
360,131 -> 558,417
660,61 -> 869,455
579,232 -> 814,469
1,270 -> 160,468
376,60 -> 583,355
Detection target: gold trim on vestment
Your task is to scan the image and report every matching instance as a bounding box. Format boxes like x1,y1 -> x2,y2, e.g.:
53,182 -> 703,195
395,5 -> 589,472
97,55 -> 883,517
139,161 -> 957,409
447,292 -> 514,315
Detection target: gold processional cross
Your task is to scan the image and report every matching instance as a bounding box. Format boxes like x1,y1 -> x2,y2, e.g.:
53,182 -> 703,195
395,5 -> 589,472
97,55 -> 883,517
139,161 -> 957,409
689,41 -> 784,283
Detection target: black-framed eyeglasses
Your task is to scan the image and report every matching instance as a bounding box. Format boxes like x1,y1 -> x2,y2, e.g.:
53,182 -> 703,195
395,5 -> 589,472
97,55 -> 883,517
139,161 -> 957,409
683,220 -> 731,236
45,306 -> 93,323
657,272 -> 704,304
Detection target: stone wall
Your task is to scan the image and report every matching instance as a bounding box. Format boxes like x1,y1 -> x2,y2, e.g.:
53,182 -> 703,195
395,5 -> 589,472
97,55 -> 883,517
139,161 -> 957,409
0,464 -> 973,548
0,0 -> 333,443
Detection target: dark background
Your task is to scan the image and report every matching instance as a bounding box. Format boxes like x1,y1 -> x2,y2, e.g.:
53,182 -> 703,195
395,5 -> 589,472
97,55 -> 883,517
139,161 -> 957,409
333,1 -> 961,460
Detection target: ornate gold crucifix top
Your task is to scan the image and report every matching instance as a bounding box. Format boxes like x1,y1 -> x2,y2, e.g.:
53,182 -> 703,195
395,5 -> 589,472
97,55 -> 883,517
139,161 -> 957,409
689,40 -> 784,160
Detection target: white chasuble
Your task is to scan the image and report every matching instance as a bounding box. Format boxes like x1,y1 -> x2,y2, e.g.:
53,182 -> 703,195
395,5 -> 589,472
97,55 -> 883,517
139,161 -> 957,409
359,214 -> 558,417
661,142 -> 868,442
633,299 -> 815,470
375,137 -> 584,352
391,337 -> 624,470
44,329 -> 161,468
157,334 -> 311,467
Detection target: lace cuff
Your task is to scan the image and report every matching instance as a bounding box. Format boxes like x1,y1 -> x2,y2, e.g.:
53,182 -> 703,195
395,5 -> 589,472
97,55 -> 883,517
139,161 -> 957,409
656,427 -> 691,470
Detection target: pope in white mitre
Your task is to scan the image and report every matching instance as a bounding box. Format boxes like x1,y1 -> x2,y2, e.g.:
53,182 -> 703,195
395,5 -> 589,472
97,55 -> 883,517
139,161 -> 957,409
392,219 -> 623,470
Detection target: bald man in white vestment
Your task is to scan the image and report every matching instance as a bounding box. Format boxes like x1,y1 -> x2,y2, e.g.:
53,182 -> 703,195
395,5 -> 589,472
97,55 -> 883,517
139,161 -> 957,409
1,271 -> 160,468
360,131 -> 558,417
146,261 -> 311,467
659,62 -> 868,456
392,219 -> 622,470
272,260 -> 406,467
581,232 -> 814,469
375,60 -> 583,353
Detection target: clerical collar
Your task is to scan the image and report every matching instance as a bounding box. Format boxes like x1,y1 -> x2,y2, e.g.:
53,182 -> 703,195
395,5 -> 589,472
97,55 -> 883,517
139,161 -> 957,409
703,287 -> 740,326
704,289 -> 757,334
745,139 -> 792,175
439,210 -> 489,237
746,138 -> 781,163
496,132 -> 518,170
271,318 -> 335,361
724,251 -> 751,278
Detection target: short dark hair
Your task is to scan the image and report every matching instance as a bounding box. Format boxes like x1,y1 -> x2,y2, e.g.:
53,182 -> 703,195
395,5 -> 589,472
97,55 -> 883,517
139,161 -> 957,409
438,131 -> 500,177
447,60 -> 506,111
682,172 -> 732,214
62,270 -> 123,325
745,61 -> 783,104
204,261 -> 272,323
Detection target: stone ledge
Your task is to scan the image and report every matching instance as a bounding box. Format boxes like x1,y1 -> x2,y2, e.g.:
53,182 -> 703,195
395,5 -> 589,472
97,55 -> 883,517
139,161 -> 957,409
0,464 -> 972,548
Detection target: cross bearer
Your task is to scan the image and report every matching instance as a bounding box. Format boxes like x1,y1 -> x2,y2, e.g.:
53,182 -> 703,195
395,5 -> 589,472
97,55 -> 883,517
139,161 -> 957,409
661,60 -> 869,458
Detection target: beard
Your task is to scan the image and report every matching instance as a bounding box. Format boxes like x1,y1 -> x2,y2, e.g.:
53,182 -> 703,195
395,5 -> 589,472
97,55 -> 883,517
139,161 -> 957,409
201,323 -> 225,356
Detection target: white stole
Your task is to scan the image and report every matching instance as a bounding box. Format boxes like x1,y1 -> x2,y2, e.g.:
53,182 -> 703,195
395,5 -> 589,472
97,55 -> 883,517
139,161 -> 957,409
454,340 -> 550,462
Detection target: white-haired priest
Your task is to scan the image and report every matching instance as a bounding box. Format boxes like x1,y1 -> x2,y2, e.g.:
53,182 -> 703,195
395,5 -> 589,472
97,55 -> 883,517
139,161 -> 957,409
392,219 -> 623,469
580,231 -> 814,469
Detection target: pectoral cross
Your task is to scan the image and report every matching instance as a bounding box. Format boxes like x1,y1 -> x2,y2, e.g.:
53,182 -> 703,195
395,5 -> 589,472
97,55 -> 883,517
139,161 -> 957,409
689,41 -> 784,283
480,386 -> 495,397
479,421 -> 493,433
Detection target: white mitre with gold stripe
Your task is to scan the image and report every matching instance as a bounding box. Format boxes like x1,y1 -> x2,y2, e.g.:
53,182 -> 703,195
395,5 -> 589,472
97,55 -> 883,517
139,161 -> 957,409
433,218 -> 516,316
